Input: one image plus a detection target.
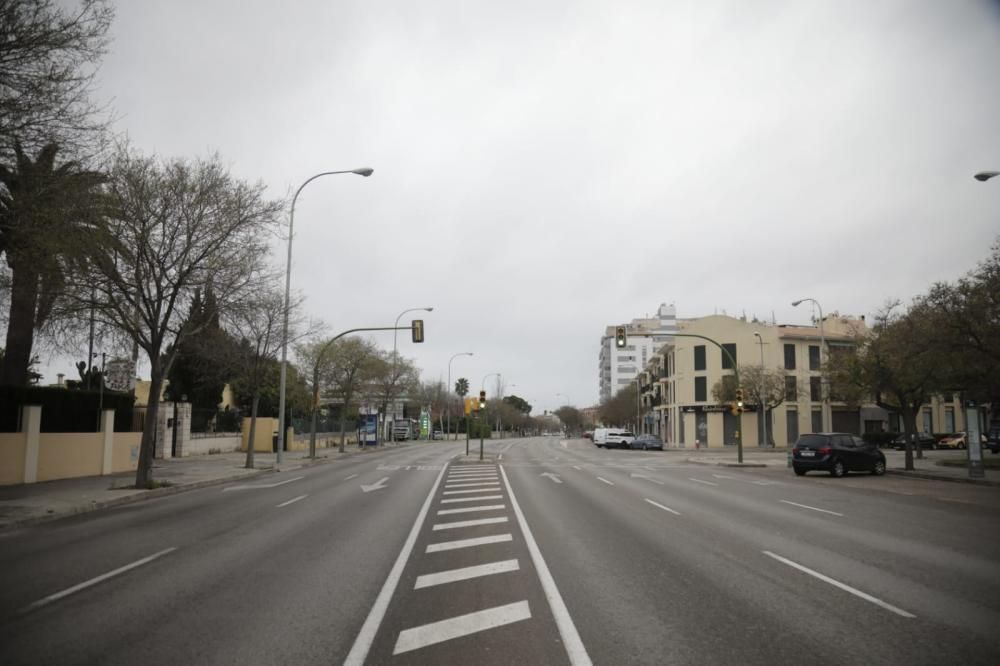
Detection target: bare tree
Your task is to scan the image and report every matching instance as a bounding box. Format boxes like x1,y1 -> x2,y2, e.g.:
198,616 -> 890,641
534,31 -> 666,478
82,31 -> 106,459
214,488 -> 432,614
225,287 -> 307,469
712,365 -> 801,446
0,0 -> 115,161
307,336 -> 380,453
72,146 -> 283,487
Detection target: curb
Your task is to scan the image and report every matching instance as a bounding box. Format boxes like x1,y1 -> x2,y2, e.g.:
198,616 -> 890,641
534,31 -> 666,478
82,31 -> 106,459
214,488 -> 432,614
886,469 -> 1000,487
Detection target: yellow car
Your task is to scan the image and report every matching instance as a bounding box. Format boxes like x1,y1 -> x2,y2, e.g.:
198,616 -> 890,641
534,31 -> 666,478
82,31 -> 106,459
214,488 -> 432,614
938,433 -> 969,450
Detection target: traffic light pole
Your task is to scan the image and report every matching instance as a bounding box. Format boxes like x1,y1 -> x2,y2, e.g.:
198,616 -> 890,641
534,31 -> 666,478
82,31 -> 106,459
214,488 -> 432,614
625,331 -> 743,464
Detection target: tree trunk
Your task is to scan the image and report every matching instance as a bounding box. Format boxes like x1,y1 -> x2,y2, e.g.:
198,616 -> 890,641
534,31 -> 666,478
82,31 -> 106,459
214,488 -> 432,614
901,406 -> 917,471
1,263 -> 40,386
135,367 -> 163,487
245,393 -> 260,469
338,409 -> 347,453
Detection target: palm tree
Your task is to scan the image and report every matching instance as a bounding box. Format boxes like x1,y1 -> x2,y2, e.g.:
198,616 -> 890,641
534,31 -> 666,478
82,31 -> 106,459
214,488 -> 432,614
455,377 -> 469,398
0,142 -> 107,385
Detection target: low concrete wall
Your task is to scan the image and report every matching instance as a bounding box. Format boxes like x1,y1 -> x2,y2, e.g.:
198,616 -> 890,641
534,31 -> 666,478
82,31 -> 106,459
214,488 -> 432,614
37,432 -> 103,482
0,432 -> 26,485
111,432 -> 141,473
185,434 -> 241,456
287,431 -> 357,451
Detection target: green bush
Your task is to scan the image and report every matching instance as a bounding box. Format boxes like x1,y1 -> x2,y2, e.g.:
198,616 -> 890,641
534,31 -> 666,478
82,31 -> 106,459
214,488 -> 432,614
0,386 -> 136,433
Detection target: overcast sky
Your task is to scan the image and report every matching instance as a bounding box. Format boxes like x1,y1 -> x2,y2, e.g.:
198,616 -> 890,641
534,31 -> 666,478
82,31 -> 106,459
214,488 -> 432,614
42,0 -> 1000,412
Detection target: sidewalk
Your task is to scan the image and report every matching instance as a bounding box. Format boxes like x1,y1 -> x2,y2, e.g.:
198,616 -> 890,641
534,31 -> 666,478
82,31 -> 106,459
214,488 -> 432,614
681,447 -> 998,485
0,444 -> 397,531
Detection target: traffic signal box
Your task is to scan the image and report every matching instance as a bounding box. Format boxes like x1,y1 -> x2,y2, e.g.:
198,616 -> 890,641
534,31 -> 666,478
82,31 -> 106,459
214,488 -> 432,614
411,319 -> 424,343
731,387 -> 745,415
615,326 -> 627,349
479,390 -> 487,409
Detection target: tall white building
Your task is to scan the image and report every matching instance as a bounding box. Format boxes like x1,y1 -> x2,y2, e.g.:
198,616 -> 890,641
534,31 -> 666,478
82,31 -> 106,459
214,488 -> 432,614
599,303 -> 677,402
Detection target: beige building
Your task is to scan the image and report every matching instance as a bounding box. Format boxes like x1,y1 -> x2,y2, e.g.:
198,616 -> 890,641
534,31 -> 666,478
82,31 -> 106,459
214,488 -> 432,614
639,313 -> 976,448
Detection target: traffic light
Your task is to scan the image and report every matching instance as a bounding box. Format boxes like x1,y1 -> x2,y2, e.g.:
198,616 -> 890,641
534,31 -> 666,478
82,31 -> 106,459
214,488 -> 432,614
735,387 -> 744,407
411,319 -> 424,343
615,326 -> 627,349
479,390 -> 486,409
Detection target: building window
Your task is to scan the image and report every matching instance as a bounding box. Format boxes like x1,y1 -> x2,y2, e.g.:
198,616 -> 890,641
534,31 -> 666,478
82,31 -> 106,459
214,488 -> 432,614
784,344 -> 796,370
721,343 -> 737,369
695,376 -> 707,402
808,345 -> 820,371
942,392 -> 954,404
811,409 -> 823,433
809,377 -> 821,402
694,345 -> 706,371
945,407 -> 955,433
786,409 -> 799,444
922,409 -> 932,433
785,376 -> 797,402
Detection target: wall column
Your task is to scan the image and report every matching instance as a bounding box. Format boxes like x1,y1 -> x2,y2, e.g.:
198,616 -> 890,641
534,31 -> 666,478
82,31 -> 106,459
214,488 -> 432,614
22,404 -> 42,484
100,409 -> 115,475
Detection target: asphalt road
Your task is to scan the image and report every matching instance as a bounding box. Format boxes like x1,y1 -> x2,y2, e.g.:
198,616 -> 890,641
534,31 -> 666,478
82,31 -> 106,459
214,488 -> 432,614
1,436 -> 999,665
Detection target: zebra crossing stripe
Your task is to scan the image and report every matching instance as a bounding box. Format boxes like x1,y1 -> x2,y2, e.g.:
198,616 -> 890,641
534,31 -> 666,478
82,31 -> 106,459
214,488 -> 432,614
393,600 -> 531,655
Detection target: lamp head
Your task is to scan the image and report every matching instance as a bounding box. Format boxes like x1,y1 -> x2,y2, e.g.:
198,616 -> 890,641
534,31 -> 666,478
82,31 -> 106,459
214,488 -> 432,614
974,171 -> 998,182
352,167 -> 374,177
791,299 -> 803,307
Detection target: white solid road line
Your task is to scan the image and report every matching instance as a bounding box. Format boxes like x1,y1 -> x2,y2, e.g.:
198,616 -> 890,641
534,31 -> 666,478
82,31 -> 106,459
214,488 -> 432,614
689,477 -> 719,487
500,466 -> 592,666
440,494 -> 503,504
21,547 -> 178,613
712,474 -> 734,479
444,488 -> 505,495
343,465 -> 448,666
433,516 -> 509,531
762,551 -> 915,618
393,600 -> 532,655
277,494 -> 308,508
414,559 -> 521,589
426,534 -> 514,553
445,481 -> 501,489
779,500 -> 844,517
437,504 -> 507,515
644,498 -> 681,516
597,477 -> 614,486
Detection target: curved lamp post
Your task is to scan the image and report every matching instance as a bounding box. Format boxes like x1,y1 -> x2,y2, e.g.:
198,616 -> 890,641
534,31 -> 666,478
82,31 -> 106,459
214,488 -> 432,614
277,167 -> 373,465
447,352 -> 473,441
792,298 -> 829,433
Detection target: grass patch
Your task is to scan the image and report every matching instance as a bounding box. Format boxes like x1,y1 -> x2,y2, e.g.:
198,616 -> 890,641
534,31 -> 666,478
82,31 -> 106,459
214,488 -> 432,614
937,458 -> 1000,470
143,479 -> 175,489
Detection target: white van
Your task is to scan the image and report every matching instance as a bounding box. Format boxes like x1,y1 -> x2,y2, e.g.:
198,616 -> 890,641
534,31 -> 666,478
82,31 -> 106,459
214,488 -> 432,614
593,428 -> 610,447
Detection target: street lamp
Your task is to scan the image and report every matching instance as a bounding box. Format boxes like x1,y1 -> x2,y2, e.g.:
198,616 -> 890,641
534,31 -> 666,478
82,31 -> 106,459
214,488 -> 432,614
973,171 -> 999,182
387,306 -> 433,442
791,298 -> 829,433
447,352 -> 473,441
753,331 -> 768,447
277,167 -> 373,465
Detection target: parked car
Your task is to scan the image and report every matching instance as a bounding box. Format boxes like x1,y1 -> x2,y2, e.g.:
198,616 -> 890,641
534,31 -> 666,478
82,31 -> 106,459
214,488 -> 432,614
986,426 -> 1000,454
582,431 -> 593,440
593,428 -> 610,447
630,434 -> 663,450
937,432 -> 980,450
605,430 -> 636,448
792,433 -> 886,477
432,429 -> 444,440
891,432 -> 937,451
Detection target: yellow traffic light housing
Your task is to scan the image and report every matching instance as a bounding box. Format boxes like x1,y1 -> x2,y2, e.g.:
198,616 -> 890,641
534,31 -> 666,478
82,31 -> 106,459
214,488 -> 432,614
411,319 -> 424,343
615,326 -> 627,349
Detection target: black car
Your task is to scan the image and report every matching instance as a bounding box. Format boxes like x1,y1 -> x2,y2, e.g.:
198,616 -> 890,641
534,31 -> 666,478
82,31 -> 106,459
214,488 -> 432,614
987,426 -> 1000,454
630,434 -> 663,450
891,432 -> 937,451
792,433 -> 886,477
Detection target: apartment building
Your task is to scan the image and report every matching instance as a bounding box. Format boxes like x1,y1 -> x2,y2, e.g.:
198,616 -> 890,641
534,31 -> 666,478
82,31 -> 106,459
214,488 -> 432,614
598,303 -> 677,402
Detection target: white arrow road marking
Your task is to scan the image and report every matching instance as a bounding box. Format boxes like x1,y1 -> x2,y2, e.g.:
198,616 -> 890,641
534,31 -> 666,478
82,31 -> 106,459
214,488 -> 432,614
21,547 -> 178,613
762,551 -> 915,618
541,472 -> 563,484
572,465 -> 582,471
361,477 -> 389,493
630,473 -> 665,485
561,441 -> 568,449
277,494 -> 307,508
222,476 -> 304,491
779,500 -> 844,517
644,498 -> 681,516
393,600 -> 532,655
414,559 -> 520,589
